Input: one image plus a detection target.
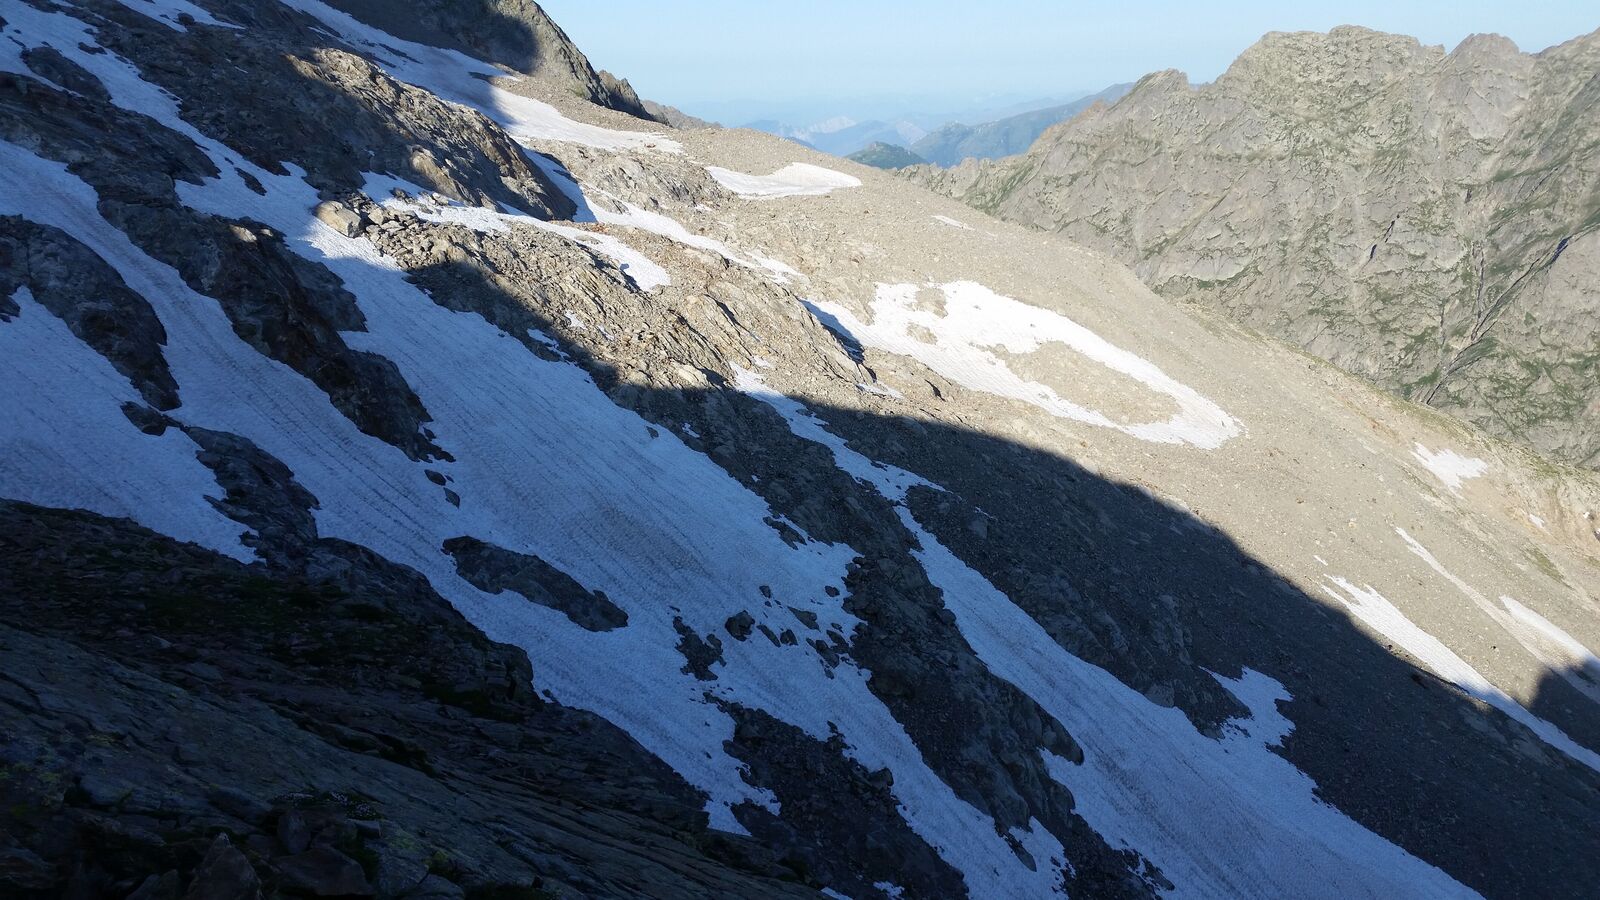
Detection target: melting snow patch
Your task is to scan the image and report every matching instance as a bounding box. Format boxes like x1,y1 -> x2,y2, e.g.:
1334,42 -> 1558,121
808,282 -> 1242,449
1498,598 -> 1600,706
707,163 -> 862,198
933,215 -> 974,230
1321,573 -> 1600,773
1410,443 -> 1487,493
1399,528 -> 1600,711
109,0 -> 240,31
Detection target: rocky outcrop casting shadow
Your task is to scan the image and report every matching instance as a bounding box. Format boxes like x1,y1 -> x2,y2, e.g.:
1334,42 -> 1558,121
397,251 -> 1600,898
13,223 -> 1598,898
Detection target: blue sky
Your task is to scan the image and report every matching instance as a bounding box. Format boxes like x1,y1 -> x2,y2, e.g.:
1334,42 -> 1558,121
540,1 -> 1597,123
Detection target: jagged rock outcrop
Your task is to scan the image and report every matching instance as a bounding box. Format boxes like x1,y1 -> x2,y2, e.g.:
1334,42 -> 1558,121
907,27 -> 1600,468
320,0 -> 660,121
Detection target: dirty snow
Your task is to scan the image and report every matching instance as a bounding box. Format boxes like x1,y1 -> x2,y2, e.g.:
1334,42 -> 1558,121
809,282 -> 1242,449
1410,443 -> 1488,493
708,163 -> 862,198
1498,597 -> 1600,706
525,157 -> 802,284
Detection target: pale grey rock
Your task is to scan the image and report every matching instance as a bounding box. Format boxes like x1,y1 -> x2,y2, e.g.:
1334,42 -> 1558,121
314,200 -> 363,238
908,26 -> 1600,467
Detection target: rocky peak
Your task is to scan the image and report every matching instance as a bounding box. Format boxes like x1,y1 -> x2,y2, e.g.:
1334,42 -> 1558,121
907,24 -> 1600,469
319,0 -> 660,120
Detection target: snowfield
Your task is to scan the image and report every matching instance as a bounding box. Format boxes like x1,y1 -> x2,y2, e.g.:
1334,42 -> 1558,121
808,282 -> 1243,449
708,163 -> 864,198
0,121 -> 1062,898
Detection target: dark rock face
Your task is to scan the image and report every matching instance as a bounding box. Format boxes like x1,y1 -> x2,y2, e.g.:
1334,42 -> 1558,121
0,216 -> 178,409
0,501 -> 820,899
725,705 -> 967,899
673,616 -> 726,680
445,535 -> 629,631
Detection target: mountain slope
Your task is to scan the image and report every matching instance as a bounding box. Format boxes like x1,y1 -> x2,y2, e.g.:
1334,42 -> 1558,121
911,83 -> 1134,165
906,27 -> 1600,469
847,141 -> 928,169
3,4 -> 1599,899
317,0 -> 658,119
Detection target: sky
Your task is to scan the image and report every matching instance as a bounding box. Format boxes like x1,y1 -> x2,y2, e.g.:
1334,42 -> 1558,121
539,1 -> 1598,124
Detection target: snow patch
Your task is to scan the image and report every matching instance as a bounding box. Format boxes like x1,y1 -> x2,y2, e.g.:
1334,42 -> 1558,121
1498,597 -> 1600,706
0,287 -> 252,561
1399,528 -> 1600,711
808,282 -> 1242,449
1320,573 -> 1600,773
1410,443 -> 1487,493
708,163 -> 862,199
361,173 -> 671,292
933,215 -> 973,230
109,0 -> 240,32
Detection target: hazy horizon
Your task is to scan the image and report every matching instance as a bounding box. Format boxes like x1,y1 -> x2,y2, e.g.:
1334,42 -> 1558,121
540,1 -> 1598,125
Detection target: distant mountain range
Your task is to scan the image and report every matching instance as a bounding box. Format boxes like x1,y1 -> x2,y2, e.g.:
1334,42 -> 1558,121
745,117 -> 929,156
736,90 -> 1127,158
847,142 -> 929,168
814,84 -> 1135,170
910,83 -> 1134,165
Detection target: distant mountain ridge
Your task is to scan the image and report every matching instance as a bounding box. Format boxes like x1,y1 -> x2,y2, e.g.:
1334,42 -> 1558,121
907,26 -> 1600,468
748,117 -> 927,156
911,82 -> 1134,165
847,141 -> 928,169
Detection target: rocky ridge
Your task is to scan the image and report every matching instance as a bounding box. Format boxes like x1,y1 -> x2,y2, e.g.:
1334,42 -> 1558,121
906,27 -> 1600,468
